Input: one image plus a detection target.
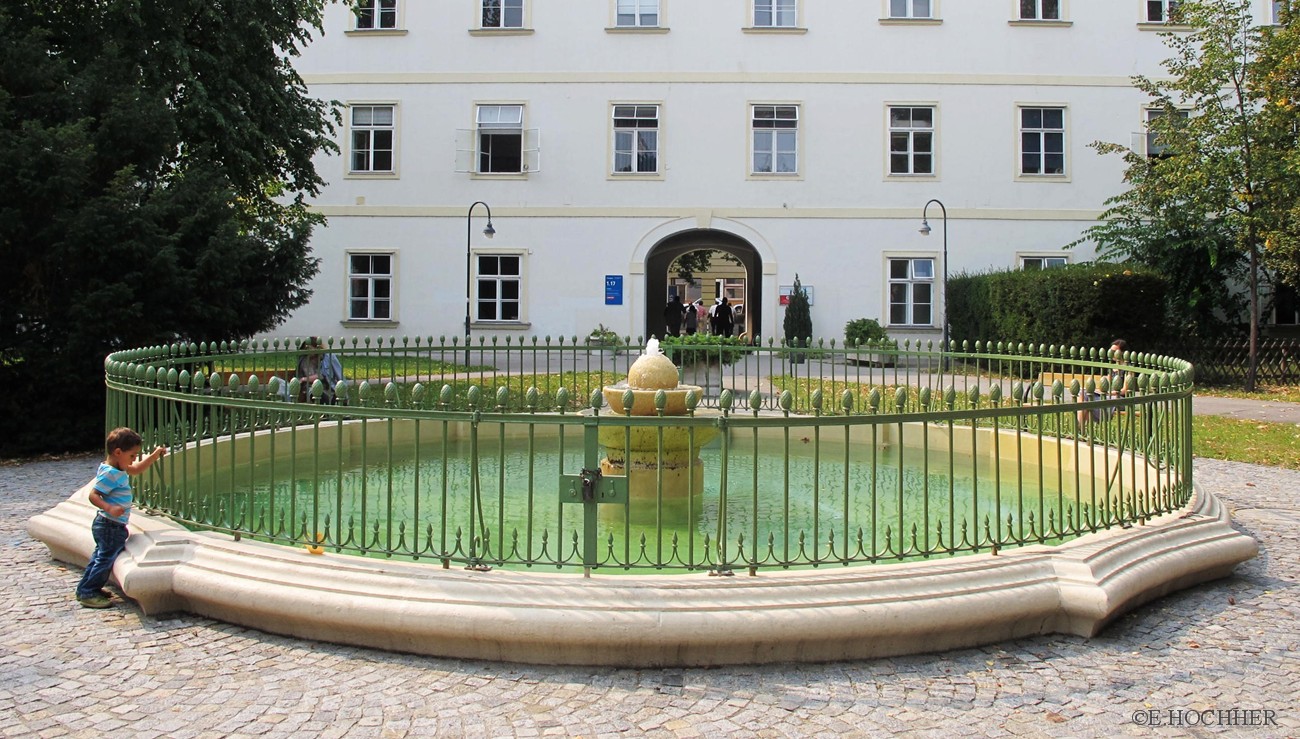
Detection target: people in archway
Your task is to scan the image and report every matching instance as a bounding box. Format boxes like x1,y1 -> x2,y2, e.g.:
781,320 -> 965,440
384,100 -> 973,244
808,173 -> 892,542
695,300 -> 708,334
663,294 -> 686,337
684,299 -> 699,335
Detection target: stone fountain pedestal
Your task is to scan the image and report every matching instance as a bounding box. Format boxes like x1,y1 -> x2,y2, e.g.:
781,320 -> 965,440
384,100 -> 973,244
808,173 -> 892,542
598,342 -> 719,520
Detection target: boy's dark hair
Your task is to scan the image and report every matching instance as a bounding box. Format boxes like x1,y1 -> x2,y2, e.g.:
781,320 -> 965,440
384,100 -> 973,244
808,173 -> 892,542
1110,339 -> 1128,352
105,427 -> 143,456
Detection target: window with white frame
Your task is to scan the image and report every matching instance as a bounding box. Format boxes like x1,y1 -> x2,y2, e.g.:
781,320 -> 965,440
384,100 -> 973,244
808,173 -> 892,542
1019,106 -> 1066,176
475,253 -> 523,322
1019,0 -> 1060,20
616,0 -> 659,27
482,0 -> 525,28
348,253 -> 394,321
754,0 -> 797,27
752,105 -> 798,174
1146,0 -> 1180,22
354,0 -> 398,29
613,105 -> 659,174
1273,1 -> 1283,24
889,106 -> 935,175
349,105 -> 395,173
478,104 -> 524,173
1145,107 -> 1188,158
889,0 -> 933,18
888,257 -> 934,326
1021,256 -> 1068,270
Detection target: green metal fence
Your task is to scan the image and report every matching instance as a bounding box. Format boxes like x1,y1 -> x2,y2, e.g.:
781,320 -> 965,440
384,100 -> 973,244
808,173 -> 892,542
105,336 -> 1194,574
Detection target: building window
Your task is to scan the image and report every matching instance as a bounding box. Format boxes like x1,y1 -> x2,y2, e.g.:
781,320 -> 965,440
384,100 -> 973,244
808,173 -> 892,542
752,105 -> 798,174
1019,106 -> 1066,176
754,0 -> 797,27
613,105 -> 659,174
889,0 -> 933,18
478,104 -> 524,173
354,0 -> 398,29
1273,1 -> 1283,24
616,0 -> 659,27
888,257 -> 934,326
1274,284 -> 1299,325
1018,0 -> 1060,20
475,254 -> 523,322
348,253 -> 394,321
1145,107 -> 1188,158
349,105 -> 395,173
1021,256 -> 1068,270
483,0 -> 525,28
889,106 -> 935,176
1146,0 -> 1180,22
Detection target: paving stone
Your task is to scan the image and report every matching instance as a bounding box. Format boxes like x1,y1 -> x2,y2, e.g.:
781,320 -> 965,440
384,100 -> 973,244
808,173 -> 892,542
3,456 -> 1297,737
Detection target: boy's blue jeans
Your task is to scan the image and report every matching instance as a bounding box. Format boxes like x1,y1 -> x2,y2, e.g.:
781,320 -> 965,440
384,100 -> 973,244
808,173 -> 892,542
75,516 -> 128,598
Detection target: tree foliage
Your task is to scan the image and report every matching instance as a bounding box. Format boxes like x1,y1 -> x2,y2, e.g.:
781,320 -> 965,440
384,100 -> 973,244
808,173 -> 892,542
1077,0 -> 1300,390
783,274 -> 812,362
0,1 -> 338,454
668,249 -> 743,285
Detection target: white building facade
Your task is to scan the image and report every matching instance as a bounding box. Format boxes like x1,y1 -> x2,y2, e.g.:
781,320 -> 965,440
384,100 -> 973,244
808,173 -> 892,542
275,0 -> 1285,346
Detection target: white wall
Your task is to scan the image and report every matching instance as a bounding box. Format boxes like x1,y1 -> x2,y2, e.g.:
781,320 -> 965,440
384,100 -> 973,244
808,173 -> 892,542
265,0 -> 1276,345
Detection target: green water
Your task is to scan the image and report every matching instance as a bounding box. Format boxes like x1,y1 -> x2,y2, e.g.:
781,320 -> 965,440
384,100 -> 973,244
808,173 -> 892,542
183,430 -> 1094,571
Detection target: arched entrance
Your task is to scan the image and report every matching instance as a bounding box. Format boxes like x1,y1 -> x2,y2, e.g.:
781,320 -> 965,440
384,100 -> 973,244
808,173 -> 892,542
644,230 -> 763,341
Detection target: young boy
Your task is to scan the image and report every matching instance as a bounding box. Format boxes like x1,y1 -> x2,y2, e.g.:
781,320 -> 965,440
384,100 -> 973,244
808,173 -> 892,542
74,427 -> 166,609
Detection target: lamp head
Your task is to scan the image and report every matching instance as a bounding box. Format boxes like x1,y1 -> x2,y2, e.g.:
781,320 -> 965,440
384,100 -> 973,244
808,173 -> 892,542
919,220 -> 932,236
483,222 -> 496,239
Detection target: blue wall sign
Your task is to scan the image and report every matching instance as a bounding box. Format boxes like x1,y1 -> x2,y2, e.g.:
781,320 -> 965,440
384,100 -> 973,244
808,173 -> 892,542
605,275 -> 623,305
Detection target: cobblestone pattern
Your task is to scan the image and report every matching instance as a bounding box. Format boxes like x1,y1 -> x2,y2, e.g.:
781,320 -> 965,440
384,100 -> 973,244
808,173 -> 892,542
3,456 -> 1296,738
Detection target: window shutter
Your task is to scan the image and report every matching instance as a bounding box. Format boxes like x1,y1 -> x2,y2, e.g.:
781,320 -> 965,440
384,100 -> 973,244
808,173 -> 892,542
455,128 -> 476,173
523,128 -> 541,173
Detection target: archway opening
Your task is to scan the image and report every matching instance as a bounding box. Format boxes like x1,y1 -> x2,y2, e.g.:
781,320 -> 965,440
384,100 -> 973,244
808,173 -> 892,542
644,230 -> 763,341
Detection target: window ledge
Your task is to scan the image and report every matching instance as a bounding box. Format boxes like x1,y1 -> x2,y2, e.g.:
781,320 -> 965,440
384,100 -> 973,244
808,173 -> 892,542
747,172 -> 803,179
742,26 -> 809,34
469,28 -> 535,36
886,173 -> 939,181
605,26 -> 670,34
345,172 -> 399,180
1007,20 -> 1073,27
470,322 -> 532,330
340,320 -> 400,329
1015,174 -> 1071,183
608,172 -> 664,181
344,29 -> 409,37
469,172 -> 530,180
1136,22 -> 1192,31
879,18 -> 942,25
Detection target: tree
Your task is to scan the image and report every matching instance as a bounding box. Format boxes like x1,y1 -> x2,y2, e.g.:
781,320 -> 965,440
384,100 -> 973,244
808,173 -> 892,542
783,274 -> 812,363
668,249 -> 744,285
1079,0 -> 1299,390
0,1 -> 338,455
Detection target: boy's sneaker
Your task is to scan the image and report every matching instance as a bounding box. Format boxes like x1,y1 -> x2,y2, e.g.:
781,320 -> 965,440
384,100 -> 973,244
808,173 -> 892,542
76,593 -> 113,609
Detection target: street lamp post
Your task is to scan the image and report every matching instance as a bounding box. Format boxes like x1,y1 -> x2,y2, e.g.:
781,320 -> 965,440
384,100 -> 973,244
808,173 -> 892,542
919,199 -> 948,363
466,201 -> 496,367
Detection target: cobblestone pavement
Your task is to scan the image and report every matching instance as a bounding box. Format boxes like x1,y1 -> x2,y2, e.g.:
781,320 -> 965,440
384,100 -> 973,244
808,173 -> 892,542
3,456 -> 1296,738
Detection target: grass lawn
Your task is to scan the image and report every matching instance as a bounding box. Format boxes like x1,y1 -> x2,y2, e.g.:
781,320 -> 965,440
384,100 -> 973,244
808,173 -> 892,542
1192,415 -> 1300,470
1195,384 -> 1300,404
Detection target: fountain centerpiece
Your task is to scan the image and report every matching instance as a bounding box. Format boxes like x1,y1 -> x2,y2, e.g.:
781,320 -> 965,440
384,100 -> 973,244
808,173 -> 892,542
599,339 -> 719,513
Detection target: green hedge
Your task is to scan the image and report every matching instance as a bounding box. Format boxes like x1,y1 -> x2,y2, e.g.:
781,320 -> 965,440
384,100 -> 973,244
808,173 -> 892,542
946,264 -> 1169,348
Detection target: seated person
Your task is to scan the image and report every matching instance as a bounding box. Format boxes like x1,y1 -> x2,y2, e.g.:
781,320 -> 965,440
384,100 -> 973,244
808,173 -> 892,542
1078,339 -> 1128,425
296,337 -> 345,403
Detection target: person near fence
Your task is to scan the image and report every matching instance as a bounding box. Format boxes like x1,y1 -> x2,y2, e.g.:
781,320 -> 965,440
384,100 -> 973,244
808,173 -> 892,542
1078,339 -> 1129,426
74,427 -> 166,609
662,295 -> 686,337
296,337 -> 345,403
684,299 -> 699,335
712,297 -> 735,337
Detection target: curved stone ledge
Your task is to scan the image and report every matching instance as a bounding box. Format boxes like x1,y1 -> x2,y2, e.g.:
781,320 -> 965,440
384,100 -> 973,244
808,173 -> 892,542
27,483 -> 1256,667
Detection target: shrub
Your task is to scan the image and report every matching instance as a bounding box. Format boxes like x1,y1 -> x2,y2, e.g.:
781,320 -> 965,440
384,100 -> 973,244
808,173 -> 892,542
661,334 -> 750,366
783,274 -> 813,363
946,263 -> 1169,349
844,318 -> 892,347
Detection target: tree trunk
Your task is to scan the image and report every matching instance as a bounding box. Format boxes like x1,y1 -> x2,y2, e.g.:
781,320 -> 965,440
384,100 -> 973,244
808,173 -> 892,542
1247,239 -> 1259,393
